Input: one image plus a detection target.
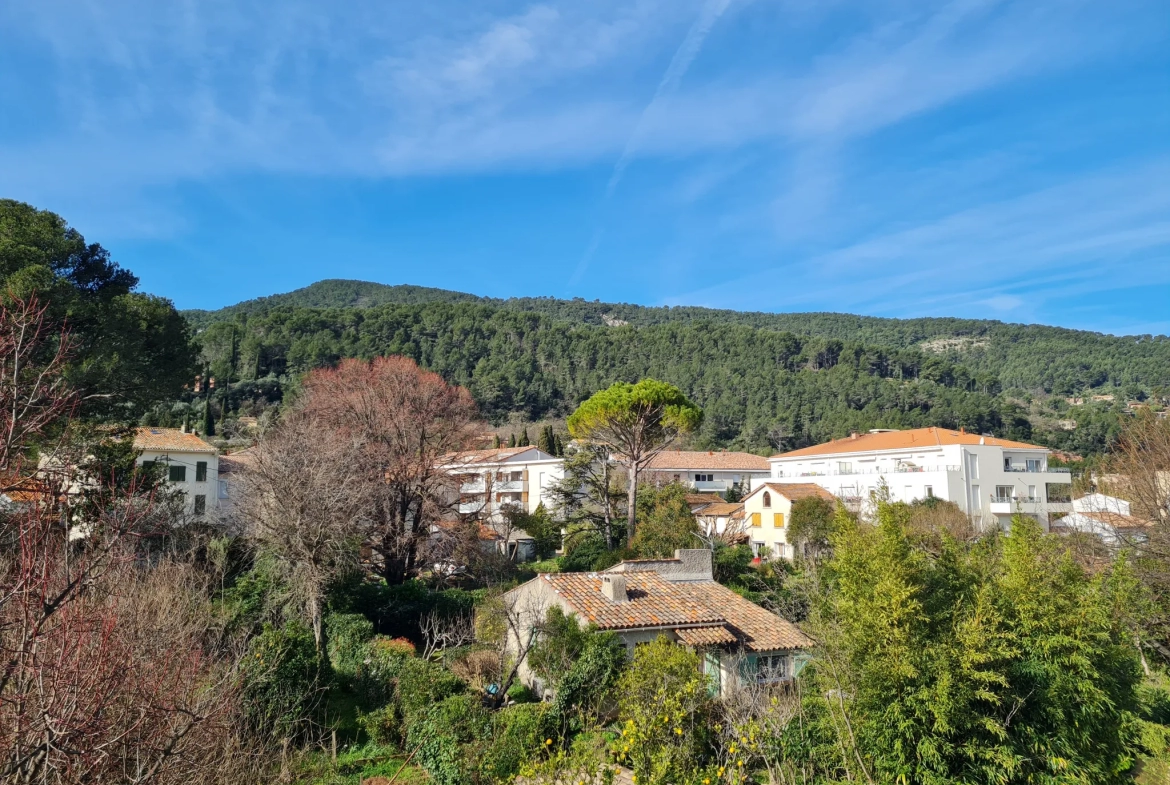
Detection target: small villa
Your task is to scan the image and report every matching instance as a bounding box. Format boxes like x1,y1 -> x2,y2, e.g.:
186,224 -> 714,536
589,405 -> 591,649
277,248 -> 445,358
504,549 -> 812,698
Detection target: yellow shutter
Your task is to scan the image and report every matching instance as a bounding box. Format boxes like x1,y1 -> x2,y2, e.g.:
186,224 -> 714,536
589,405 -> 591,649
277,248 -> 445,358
774,513 -> 785,528
751,512 -> 761,528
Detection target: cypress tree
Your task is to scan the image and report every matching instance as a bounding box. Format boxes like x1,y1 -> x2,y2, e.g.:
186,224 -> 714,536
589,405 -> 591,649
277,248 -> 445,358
493,434 -> 502,449
537,425 -> 553,454
508,433 -> 516,448
519,428 -> 530,447
202,398 -> 216,437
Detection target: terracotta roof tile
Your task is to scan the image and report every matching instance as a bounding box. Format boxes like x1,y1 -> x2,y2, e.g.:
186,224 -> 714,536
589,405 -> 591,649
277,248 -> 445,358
770,427 -> 1049,459
645,450 -> 770,471
694,502 -> 745,517
744,483 -> 836,503
541,572 -> 725,630
685,493 -> 725,506
441,446 -> 552,465
675,625 -> 739,647
684,581 -> 814,652
133,428 -> 216,453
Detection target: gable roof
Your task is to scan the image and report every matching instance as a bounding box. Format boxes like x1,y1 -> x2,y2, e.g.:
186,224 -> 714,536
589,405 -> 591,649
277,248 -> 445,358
441,446 -> 557,466
694,502 -> 745,518
133,427 -> 216,454
645,450 -> 770,471
539,572 -> 725,630
771,427 -> 1049,459
743,482 -> 836,504
522,566 -> 813,653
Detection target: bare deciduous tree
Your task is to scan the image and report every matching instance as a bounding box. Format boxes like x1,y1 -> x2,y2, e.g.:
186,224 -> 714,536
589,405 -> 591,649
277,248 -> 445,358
420,609 -> 475,660
239,409 -> 370,654
298,357 -> 484,584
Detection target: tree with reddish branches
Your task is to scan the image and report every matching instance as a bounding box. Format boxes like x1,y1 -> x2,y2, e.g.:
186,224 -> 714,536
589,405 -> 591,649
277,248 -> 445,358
0,295 -> 256,784
295,356 -> 485,584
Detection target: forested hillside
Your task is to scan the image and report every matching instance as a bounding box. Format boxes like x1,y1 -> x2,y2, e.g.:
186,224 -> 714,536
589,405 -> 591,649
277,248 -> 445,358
190,300 -> 1041,453
186,279 -> 1170,396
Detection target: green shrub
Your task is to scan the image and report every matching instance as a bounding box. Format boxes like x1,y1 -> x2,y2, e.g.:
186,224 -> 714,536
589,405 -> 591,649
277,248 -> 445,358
405,694 -> 491,785
395,656 -> 466,717
480,703 -> 550,783
325,612 -> 374,680
548,631 -> 627,736
507,681 -> 539,704
613,635 -> 713,784
529,606 -> 592,691
354,636 -> 413,708
329,576 -> 485,643
241,620 -> 326,741
559,536 -> 608,572
357,704 -> 402,748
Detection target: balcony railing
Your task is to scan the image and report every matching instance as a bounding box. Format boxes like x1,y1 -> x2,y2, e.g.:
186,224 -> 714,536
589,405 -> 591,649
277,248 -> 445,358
990,496 -> 1039,504
1003,466 -> 1069,473
787,465 -> 960,478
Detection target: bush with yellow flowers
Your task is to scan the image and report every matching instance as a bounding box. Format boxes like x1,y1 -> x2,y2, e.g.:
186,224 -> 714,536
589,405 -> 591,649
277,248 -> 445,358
611,636 -> 715,785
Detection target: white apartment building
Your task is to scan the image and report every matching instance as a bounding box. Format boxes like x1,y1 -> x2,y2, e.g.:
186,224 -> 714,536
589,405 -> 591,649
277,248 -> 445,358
443,446 -> 564,521
643,450 -> 771,496
134,427 -> 220,517
768,427 -> 1073,529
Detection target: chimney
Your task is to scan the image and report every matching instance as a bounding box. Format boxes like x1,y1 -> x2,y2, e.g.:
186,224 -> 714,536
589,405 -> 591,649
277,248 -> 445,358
600,574 -> 627,603
672,549 -> 714,582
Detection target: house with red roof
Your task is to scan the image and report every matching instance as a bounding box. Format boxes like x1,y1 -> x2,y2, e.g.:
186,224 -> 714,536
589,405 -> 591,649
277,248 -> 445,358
503,549 -> 812,698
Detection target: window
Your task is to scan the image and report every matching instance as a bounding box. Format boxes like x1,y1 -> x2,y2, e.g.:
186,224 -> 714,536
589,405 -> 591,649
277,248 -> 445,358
169,464 -> 186,482
751,541 -> 765,557
1027,485 -> 1037,501
967,453 -> 980,480
995,485 -> 1014,501
838,462 -> 852,474
195,461 -> 207,482
773,512 -> 785,528
218,480 -> 228,499
750,512 -> 762,527
695,473 -> 713,483
762,492 -> 772,508
925,486 -> 934,498
1004,457 -> 1012,471
1026,459 -> 1041,472
756,654 -> 788,683
193,495 -> 206,516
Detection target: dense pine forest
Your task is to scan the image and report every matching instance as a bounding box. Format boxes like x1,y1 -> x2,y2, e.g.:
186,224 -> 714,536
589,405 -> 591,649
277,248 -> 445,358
183,280 -> 1169,455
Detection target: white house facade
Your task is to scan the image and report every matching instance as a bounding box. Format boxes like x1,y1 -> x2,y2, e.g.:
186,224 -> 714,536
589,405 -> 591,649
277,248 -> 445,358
443,446 -> 564,520
642,450 -> 771,496
768,427 -> 1072,529
134,427 -> 220,517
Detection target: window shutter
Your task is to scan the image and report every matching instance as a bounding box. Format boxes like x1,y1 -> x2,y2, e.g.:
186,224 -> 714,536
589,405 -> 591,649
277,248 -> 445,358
773,512 -> 785,528
751,512 -> 761,528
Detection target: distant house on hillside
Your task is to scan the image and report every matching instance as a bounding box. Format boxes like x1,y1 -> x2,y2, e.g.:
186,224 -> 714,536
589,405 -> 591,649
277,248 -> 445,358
641,450 -> 770,496
134,427 -> 220,517
504,549 -> 812,698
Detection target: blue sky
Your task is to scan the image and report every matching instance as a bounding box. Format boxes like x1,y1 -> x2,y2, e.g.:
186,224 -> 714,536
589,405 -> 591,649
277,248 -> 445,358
1,0 -> 1168,334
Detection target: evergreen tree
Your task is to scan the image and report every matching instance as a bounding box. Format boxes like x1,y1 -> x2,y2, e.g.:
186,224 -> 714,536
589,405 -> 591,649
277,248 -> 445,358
519,428 -> 530,447
492,433 -> 501,449
537,425 -> 554,454
508,433 -> 516,448
202,397 -> 215,437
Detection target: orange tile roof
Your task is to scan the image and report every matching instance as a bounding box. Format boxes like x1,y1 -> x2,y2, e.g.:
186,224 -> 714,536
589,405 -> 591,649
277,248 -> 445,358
685,493 -> 725,505
694,502 -> 745,517
675,626 -> 739,647
684,581 -> 814,651
770,427 -> 1049,459
133,427 -> 216,453
530,570 -> 813,652
745,483 -> 836,503
541,572 -> 725,630
645,450 -> 770,471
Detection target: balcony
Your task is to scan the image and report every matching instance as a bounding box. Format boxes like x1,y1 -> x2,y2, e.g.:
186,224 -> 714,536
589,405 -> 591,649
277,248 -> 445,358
989,496 -> 1039,514
1003,466 -> 1070,474
493,480 -> 527,493
789,465 -> 959,478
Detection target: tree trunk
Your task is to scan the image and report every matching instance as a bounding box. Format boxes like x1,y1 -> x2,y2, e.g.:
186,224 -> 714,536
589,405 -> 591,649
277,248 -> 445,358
626,461 -> 638,547
310,587 -> 324,656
